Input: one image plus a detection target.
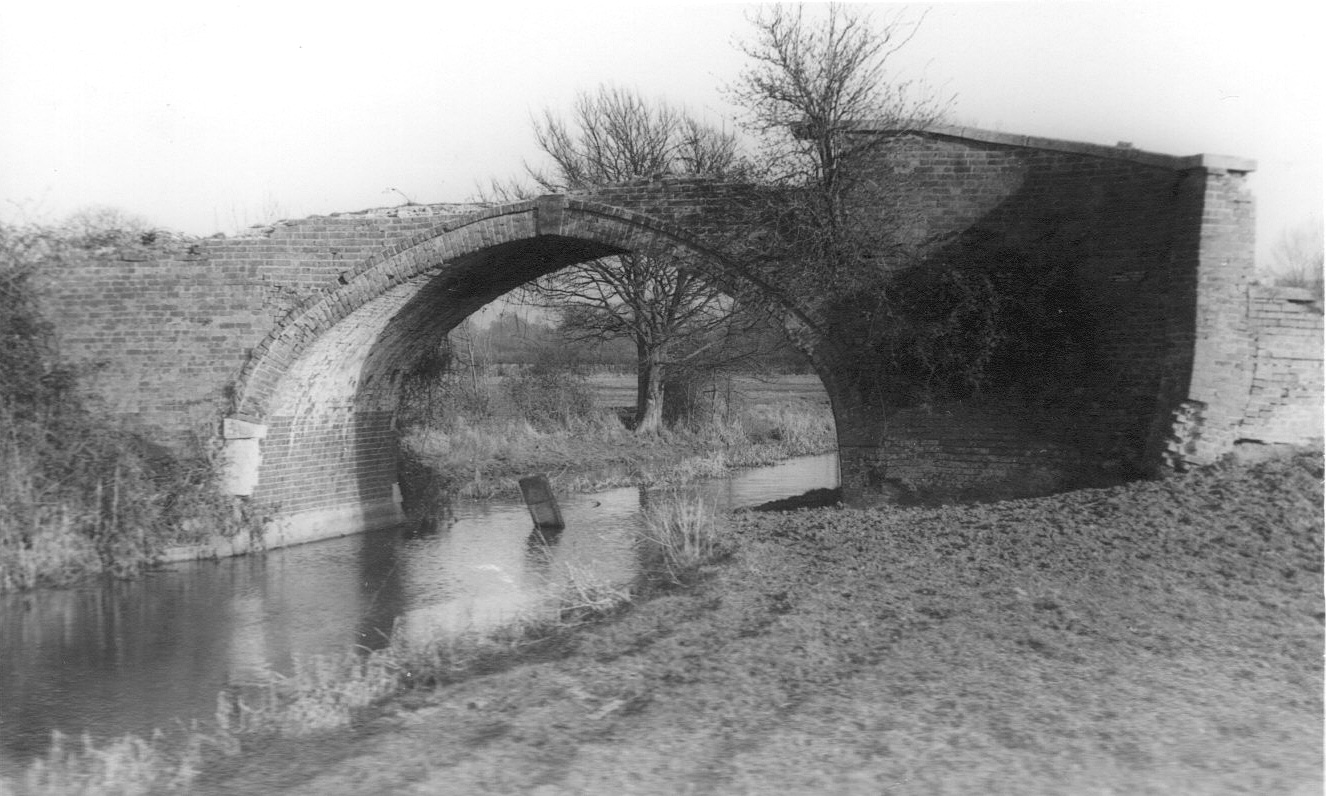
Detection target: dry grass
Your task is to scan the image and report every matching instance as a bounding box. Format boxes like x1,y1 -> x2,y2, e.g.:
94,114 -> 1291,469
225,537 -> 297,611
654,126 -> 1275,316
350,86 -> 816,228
0,416 -> 102,591
399,383 -> 835,503
0,401 -> 259,592
217,653 -> 401,738
0,511 -> 102,593
14,728 -> 223,796
637,493 -> 727,584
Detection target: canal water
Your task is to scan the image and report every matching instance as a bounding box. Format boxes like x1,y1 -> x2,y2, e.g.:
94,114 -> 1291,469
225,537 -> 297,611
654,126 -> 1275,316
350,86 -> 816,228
0,453 -> 837,767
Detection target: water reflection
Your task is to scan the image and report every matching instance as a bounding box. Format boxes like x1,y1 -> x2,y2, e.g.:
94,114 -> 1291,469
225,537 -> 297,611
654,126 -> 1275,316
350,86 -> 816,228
0,453 -> 837,765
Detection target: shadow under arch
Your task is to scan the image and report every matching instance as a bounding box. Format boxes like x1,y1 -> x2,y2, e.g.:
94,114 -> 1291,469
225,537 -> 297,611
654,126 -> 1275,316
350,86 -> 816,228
224,195 -> 842,544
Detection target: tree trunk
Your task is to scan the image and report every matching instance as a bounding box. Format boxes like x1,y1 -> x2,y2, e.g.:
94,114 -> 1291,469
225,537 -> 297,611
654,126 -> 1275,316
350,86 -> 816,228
634,339 -> 665,435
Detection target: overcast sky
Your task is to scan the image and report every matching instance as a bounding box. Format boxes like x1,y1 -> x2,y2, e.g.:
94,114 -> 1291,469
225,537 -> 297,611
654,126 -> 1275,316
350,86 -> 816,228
1,1 -> 1320,267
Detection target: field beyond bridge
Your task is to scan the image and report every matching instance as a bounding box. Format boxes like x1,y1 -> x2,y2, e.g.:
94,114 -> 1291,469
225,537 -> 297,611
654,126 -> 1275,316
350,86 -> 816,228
396,372 -> 836,504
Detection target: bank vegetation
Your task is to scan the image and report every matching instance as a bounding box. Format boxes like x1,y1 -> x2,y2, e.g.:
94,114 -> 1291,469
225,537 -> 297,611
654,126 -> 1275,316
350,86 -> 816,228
395,341 -> 834,514
0,220 -> 256,592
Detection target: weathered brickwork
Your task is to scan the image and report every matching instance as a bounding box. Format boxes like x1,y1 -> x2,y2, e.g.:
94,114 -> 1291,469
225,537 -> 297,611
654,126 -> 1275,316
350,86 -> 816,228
36,125 -> 1311,546
37,247 -> 271,437
258,412 -> 397,514
1174,164 -> 1260,463
836,401 -> 1095,505
819,127 -> 1268,496
1237,286 -> 1324,446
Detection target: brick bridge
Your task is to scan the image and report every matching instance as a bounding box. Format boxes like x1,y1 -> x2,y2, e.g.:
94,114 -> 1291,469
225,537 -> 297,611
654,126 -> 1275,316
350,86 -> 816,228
44,125 -> 1323,549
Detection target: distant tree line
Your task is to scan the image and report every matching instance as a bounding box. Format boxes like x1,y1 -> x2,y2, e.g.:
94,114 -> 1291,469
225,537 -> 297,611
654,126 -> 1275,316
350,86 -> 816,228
1265,216 -> 1324,300
443,312 -> 812,375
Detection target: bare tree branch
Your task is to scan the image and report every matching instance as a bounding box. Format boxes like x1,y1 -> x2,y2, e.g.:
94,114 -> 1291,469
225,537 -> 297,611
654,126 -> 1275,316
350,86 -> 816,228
519,85 -> 756,433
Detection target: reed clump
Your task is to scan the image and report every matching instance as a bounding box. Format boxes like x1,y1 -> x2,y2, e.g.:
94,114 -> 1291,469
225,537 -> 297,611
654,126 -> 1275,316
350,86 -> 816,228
15,728 -> 222,796
637,493 -> 728,585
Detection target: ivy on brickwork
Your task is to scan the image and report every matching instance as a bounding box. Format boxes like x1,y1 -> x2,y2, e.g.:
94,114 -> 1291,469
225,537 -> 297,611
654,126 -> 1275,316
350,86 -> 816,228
862,224 -> 1095,407
0,221 -> 253,591
738,193 -> 1097,411
1,224 -> 84,417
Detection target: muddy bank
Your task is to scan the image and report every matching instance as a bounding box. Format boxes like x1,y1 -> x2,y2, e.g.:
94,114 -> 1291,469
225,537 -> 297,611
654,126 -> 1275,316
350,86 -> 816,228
198,451 -> 1322,795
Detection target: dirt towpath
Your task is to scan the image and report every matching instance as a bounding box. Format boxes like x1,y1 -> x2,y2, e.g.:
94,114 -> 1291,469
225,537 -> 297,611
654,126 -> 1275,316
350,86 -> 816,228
199,452 -> 1323,795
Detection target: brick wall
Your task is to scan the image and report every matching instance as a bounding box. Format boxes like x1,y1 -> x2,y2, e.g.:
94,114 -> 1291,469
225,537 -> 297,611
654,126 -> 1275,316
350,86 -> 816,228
830,128 -> 1273,497
223,198 -> 766,536
41,205 -> 481,439
39,243 -> 269,438
837,401 -> 1097,504
257,412 -> 397,515
1172,164 -> 1260,464
1237,286 -> 1324,445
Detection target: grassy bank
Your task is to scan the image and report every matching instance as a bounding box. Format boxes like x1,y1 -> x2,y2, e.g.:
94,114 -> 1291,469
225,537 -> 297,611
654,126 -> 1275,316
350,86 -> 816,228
398,371 -> 836,501
0,402 -> 259,592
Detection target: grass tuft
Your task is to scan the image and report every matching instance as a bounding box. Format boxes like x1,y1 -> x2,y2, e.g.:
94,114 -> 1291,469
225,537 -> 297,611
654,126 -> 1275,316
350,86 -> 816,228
217,652 -> 401,738
17,728 -> 218,796
549,563 -> 635,623
638,493 -> 727,584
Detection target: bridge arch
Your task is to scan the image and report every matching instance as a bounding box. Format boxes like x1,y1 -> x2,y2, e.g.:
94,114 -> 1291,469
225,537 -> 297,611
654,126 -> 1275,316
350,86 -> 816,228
222,195 -> 834,544
33,125 -> 1294,552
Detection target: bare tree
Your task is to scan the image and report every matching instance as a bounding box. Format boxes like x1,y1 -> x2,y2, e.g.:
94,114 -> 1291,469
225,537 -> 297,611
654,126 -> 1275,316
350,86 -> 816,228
1267,216 -> 1324,299
520,85 -> 751,434
729,3 -> 948,228
728,4 -> 992,407
528,86 -> 743,192
532,251 -> 757,433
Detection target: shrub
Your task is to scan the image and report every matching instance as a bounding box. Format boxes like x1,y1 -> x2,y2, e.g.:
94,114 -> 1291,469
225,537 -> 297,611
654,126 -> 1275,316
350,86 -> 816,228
1,221 -> 253,590
0,407 -> 254,590
500,368 -> 595,429
396,347 -> 494,430
663,372 -> 736,430
637,493 -> 727,584
740,401 -> 836,453
824,223 -> 1096,408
